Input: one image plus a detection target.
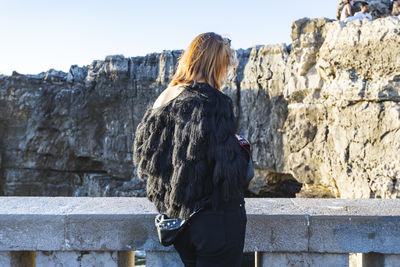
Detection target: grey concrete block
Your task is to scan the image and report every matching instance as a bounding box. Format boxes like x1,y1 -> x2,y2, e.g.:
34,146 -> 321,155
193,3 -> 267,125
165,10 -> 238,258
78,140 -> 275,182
36,251 -> 79,267
246,198 -> 303,216
384,254 -> 400,267
261,252 -> 349,267
64,198 -> 171,251
0,197 -> 92,215
36,251 -> 118,267
309,216 -> 400,253
289,198 -> 400,216
80,251 -> 118,267
0,215 -> 65,250
0,252 -> 11,267
245,198 -> 308,252
66,197 -> 156,215
146,251 -> 183,267
65,214 -> 162,251
0,197 -> 93,250
0,197 -> 400,255
245,214 -> 308,252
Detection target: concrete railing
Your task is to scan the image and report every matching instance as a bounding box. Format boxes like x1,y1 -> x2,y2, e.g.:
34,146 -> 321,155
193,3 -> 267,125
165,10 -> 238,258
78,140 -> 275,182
0,197 -> 400,267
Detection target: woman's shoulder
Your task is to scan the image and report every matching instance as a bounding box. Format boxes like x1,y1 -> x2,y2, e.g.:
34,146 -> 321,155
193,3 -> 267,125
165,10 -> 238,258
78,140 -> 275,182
164,83 -> 230,108
152,85 -> 185,110
142,82 -> 233,125
189,82 -> 232,105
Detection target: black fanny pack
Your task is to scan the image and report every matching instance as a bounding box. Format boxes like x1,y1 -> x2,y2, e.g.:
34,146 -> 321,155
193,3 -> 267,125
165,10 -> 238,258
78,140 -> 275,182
154,209 -> 201,247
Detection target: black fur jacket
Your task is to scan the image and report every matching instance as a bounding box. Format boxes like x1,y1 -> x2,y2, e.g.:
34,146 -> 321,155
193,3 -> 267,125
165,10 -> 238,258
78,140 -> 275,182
133,82 -> 249,219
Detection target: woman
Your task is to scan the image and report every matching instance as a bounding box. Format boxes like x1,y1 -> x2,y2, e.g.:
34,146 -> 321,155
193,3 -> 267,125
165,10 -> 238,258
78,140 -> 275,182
393,0 -> 400,16
340,0 -> 354,21
133,32 -> 251,267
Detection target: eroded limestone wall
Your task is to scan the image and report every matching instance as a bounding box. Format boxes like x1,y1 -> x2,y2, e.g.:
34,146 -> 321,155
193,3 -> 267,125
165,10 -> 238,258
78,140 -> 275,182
1,15 -> 399,198
280,16 -> 400,198
0,52 -> 181,196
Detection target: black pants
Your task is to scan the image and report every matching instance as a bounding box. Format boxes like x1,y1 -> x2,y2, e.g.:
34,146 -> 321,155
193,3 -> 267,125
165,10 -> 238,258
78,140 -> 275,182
173,203 -> 247,267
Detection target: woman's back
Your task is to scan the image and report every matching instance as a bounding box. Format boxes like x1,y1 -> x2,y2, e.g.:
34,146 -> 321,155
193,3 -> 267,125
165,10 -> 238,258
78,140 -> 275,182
134,82 -> 249,219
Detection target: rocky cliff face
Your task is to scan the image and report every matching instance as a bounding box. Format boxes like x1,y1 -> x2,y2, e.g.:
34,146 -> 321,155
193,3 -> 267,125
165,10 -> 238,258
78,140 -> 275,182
280,16 -> 400,198
0,52 -> 181,196
1,15 -> 399,198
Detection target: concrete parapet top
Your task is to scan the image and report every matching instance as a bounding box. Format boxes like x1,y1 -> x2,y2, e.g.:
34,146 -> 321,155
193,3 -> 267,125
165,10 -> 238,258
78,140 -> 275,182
0,197 -> 399,253
1,197 -> 399,216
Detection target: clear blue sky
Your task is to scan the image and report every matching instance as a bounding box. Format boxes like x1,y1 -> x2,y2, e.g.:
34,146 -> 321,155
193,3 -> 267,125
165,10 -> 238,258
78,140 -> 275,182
0,0 -> 339,75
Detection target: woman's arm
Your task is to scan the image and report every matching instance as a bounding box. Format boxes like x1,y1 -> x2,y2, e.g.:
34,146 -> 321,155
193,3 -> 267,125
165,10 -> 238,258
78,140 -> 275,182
209,95 -> 250,200
345,4 -> 352,17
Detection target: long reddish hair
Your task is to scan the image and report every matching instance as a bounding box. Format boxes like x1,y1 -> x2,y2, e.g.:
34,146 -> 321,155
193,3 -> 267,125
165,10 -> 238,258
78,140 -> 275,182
169,32 -> 236,90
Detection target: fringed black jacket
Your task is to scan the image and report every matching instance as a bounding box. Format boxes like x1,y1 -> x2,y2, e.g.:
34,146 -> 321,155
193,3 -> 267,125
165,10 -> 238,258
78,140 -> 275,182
133,82 -> 249,219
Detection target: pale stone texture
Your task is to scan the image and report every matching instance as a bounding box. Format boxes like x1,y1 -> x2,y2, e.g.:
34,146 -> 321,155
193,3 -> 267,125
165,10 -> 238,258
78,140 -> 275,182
309,216 -> 400,253
146,251 -> 183,267
0,252 -> 11,267
383,254 -> 400,266
312,17 -> 400,198
261,252 -> 349,267
36,251 -> 118,267
278,16 -> 400,199
0,215 -> 65,250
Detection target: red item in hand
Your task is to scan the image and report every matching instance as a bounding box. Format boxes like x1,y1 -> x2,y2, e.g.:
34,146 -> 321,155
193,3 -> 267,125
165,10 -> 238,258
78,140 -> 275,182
235,134 -> 251,159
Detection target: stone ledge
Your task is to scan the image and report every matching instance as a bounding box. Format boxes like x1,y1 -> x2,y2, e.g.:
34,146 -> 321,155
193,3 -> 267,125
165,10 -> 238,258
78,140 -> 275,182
0,197 -> 399,253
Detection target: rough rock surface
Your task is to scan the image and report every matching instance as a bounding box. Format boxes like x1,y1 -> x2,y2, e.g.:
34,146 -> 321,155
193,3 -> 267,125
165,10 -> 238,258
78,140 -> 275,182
283,16 -> 400,198
1,14 -> 400,199
0,52 -> 181,196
